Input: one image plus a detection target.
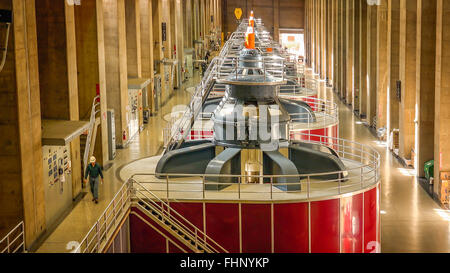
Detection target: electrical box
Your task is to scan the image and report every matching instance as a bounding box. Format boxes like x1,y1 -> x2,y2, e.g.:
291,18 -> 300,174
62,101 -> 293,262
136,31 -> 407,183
184,48 -> 194,79
142,86 -> 149,109
42,145 -> 73,228
154,74 -> 162,113
107,109 -> 116,160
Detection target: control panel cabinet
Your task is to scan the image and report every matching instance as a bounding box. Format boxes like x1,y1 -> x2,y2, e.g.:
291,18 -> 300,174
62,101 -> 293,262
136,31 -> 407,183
154,75 -> 162,113
42,145 -> 73,228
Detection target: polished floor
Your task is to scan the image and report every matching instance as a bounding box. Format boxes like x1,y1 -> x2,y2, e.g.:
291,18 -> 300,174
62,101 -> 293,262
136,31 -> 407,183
321,79 -> 450,253
36,70 -> 450,253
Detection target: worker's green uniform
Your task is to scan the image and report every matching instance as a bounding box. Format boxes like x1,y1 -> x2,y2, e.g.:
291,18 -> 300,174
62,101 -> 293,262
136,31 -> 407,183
85,163 -> 104,200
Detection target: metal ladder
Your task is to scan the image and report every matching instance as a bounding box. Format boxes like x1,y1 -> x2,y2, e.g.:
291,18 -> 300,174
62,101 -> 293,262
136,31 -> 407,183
165,58 -> 218,152
130,179 -> 228,253
82,96 -> 101,174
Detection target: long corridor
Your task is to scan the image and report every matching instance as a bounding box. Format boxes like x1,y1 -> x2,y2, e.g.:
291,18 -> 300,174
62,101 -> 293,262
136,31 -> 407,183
35,70 -> 450,253
317,78 -> 450,253
35,74 -> 199,253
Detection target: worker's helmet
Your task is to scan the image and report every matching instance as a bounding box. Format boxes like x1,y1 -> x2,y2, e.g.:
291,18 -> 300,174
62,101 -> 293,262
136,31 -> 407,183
90,156 -> 96,164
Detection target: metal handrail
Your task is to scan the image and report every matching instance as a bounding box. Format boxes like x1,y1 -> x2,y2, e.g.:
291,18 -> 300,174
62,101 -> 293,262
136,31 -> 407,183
216,56 -> 285,84
131,180 -> 228,253
207,77 -> 318,98
289,97 -> 339,128
279,84 -> 317,97
74,177 -> 229,253
165,58 -> 218,151
83,95 -> 101,172
129,211 -> 188,253
139,133 -> 381,202
0,222 -> 25,253
163,96 -> 339,147
142,143 -> 380,180
75,181 -> 131,253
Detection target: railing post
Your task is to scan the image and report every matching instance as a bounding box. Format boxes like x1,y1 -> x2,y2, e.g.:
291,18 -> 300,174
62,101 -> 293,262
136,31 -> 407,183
307,176 -> 311,199
235,176 -> 239,200
166,175 -> 169,201
96,222 -> 100,253
84,238 -> 88,253
195,229 -> 198,251
361,167 -> 364,190
374,160 -> 378,184
235,59 -> 238,80
21,223 -> 26,252
128,179 -> 133,205
103,212 -> 107,241
202,176 -> 206,199
6,236 -> 9,253
270,177 -> 273,200
361,144 -> 364,164
263,61 -> 266,81
113,199 -> 117,227
338,175 -> 341,195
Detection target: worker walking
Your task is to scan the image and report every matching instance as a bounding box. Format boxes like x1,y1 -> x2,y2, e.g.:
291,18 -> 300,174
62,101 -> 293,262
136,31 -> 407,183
84,156 -> 104,204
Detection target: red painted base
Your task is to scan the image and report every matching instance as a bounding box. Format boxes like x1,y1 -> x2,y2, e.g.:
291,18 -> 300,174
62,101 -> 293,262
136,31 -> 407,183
129,184 -> 381,253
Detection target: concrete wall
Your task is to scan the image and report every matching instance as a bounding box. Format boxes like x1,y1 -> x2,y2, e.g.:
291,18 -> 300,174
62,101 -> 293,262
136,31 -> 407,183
222,0 -> 305,41
35,0 -> 83,201
0,0 -> 47,247
36,0 -> 70,120
0,0 -> 220,249
74,0 -> 109,166
304,0 -> 450,204
0,0 -> 23,239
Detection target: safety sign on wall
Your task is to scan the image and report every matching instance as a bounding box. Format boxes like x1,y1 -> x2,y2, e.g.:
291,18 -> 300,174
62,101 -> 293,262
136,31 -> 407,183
234,8 -> 242,20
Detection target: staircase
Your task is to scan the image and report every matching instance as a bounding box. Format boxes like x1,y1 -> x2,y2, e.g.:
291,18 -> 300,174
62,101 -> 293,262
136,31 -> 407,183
165,58 -> 218,152
131,179 -> 228,253
75,179 -> 228,253
80,96 -> 101,183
